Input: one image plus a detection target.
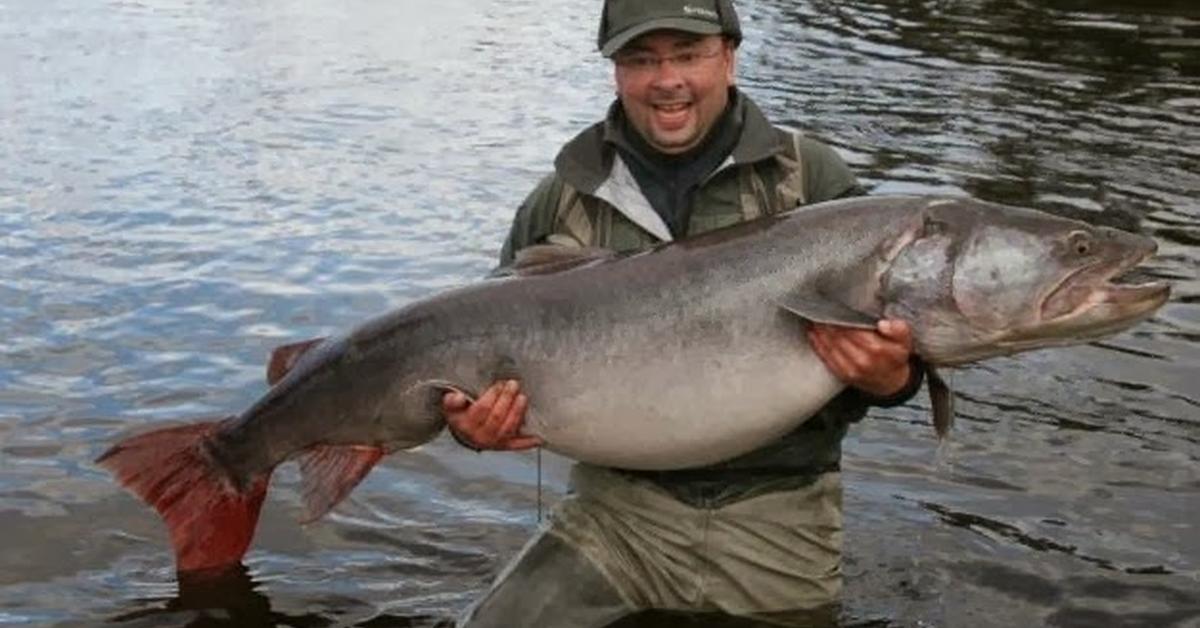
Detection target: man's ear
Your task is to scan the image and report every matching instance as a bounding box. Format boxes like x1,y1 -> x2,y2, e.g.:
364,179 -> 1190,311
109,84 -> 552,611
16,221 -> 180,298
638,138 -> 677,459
725,42 -> 737,84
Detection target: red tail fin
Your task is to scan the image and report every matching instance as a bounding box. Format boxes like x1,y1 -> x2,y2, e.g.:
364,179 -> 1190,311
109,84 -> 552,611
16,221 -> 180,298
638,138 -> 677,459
96,419 -> 271,573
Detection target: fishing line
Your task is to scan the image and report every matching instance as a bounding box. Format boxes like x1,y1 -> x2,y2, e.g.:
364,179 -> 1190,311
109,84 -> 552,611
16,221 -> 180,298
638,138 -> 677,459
536,446 -> 543,523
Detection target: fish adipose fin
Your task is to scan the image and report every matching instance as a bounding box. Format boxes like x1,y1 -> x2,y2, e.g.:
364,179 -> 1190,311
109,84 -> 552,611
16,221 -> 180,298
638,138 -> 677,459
95,419 -> 271,574
927,366 -> 955,438
778,288 -> 878,329
267,337 -> 327,386
296,445 -> 385,523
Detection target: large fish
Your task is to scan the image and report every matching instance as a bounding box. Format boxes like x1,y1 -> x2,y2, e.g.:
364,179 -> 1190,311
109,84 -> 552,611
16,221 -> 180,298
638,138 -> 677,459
97,195 -> 1169,574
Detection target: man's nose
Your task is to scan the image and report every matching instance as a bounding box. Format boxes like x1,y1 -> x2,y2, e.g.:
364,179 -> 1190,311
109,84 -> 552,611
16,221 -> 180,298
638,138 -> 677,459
650,59 -> 686,88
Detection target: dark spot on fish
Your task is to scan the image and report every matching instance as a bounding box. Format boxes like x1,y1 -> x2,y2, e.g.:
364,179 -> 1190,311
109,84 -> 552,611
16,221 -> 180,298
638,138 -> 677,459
692,316 -> 729,339
487,354 -> 521,382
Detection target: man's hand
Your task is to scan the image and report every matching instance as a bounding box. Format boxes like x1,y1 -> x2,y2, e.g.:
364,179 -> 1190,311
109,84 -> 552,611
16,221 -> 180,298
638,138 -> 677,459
442,380 -> 542,451
806,319 -> 914,398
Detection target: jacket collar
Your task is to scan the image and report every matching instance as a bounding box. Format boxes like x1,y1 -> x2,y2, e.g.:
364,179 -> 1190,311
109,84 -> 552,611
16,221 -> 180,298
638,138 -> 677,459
552,89 -> 784,243
554,89 -> 785,197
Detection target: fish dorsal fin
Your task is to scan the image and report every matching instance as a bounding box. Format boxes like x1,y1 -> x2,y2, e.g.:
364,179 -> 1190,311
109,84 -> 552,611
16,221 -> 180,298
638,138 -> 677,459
503,245 -> 616,277
267,337 -> 327,386
927,365 -> 955,439
296,445 -> 385,523
778,287 -> 878,329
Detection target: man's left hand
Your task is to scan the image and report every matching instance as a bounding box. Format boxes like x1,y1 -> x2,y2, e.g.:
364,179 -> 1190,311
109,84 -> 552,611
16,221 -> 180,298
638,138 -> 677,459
806,319 -> 914,398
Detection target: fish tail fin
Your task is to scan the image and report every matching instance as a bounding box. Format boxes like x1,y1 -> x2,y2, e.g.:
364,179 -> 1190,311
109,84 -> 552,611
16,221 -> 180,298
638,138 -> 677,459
95,418 -> 272,573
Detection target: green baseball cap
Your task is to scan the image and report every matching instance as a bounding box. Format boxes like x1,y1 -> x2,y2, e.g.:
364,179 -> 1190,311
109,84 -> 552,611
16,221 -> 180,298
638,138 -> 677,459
597,0 -> 742,57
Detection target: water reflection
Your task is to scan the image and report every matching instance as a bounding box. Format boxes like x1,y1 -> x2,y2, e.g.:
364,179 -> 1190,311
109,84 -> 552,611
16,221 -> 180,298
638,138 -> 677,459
107,565 -> 454,628
100,566 -> 852,628
108,566 -> 310,628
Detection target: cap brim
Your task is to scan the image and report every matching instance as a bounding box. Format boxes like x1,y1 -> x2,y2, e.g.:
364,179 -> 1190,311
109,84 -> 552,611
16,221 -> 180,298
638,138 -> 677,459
600,17 -> 723,57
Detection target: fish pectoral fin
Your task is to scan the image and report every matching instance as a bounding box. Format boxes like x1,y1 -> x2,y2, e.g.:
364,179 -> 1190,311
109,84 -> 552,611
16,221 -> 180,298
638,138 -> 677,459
398,379 -> 479,435
408,379 -> 475,404
497,245 -> 617,277
266,337 -> 327,386
927,366 -> 955,439
296,444 -> 385,524
778,289 -> 878,329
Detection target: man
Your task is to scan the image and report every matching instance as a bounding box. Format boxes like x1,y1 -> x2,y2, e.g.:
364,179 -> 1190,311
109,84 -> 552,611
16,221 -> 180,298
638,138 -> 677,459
445,1 -> 922,626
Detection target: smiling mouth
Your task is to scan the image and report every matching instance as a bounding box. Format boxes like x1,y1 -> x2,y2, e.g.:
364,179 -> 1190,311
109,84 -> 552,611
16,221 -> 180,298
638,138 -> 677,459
652,102 -> 692,123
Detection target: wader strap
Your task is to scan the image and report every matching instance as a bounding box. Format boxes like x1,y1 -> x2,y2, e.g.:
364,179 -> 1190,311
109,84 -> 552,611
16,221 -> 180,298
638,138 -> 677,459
774,130 -> 808,212
551,186 -> 612,248
738,165 -> 770,221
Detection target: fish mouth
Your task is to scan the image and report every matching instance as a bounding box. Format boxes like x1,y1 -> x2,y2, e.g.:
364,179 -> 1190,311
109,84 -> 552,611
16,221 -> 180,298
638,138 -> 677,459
1036,249 -> 1170,335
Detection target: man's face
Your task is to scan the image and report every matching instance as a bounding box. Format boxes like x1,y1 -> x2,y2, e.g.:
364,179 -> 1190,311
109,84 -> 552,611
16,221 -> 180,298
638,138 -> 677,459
613,31 -> 736,155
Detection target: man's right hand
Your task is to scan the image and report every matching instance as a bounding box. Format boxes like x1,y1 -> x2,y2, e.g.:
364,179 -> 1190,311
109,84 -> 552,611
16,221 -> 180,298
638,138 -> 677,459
442,380 -> 542,451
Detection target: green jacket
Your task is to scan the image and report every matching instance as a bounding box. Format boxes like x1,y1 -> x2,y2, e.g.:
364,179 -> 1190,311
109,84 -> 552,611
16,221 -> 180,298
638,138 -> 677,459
501,92 -> 861,261
501,91 -> 911,507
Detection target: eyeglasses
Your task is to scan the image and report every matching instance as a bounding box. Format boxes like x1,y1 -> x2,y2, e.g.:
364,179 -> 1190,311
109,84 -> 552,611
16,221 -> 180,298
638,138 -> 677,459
613,44 -> 725,75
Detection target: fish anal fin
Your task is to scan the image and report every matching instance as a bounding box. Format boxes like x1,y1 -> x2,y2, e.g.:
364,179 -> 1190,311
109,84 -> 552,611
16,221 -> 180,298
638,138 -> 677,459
779,288 -> 878,330
296,445 -> 385,523
927,366 -> 955,439
500,245 -> 616,277
267,337 -> 327,386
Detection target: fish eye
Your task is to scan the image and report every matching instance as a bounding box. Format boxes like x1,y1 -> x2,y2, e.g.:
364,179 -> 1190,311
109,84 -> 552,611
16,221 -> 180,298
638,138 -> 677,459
923,216 -> 948,236
1067,231 -> 1093,256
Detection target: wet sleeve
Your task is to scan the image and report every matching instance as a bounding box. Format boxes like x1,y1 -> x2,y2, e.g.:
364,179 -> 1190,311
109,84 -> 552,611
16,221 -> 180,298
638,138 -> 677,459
497,174 -> 567,268
797,137 -> 918,411
855,356 -> 926,409
798,137 -> 863,203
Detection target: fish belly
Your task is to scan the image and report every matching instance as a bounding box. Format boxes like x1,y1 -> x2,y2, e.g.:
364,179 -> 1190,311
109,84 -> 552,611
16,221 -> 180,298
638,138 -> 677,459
522,328 -> 844,470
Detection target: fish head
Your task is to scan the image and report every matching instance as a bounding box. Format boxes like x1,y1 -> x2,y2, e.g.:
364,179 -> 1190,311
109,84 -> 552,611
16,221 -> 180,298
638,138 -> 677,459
881,198 -> 1170,366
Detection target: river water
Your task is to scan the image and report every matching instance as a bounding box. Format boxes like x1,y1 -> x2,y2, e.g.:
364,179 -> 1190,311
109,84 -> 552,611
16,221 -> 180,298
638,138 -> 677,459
0,0 -> 1197,626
